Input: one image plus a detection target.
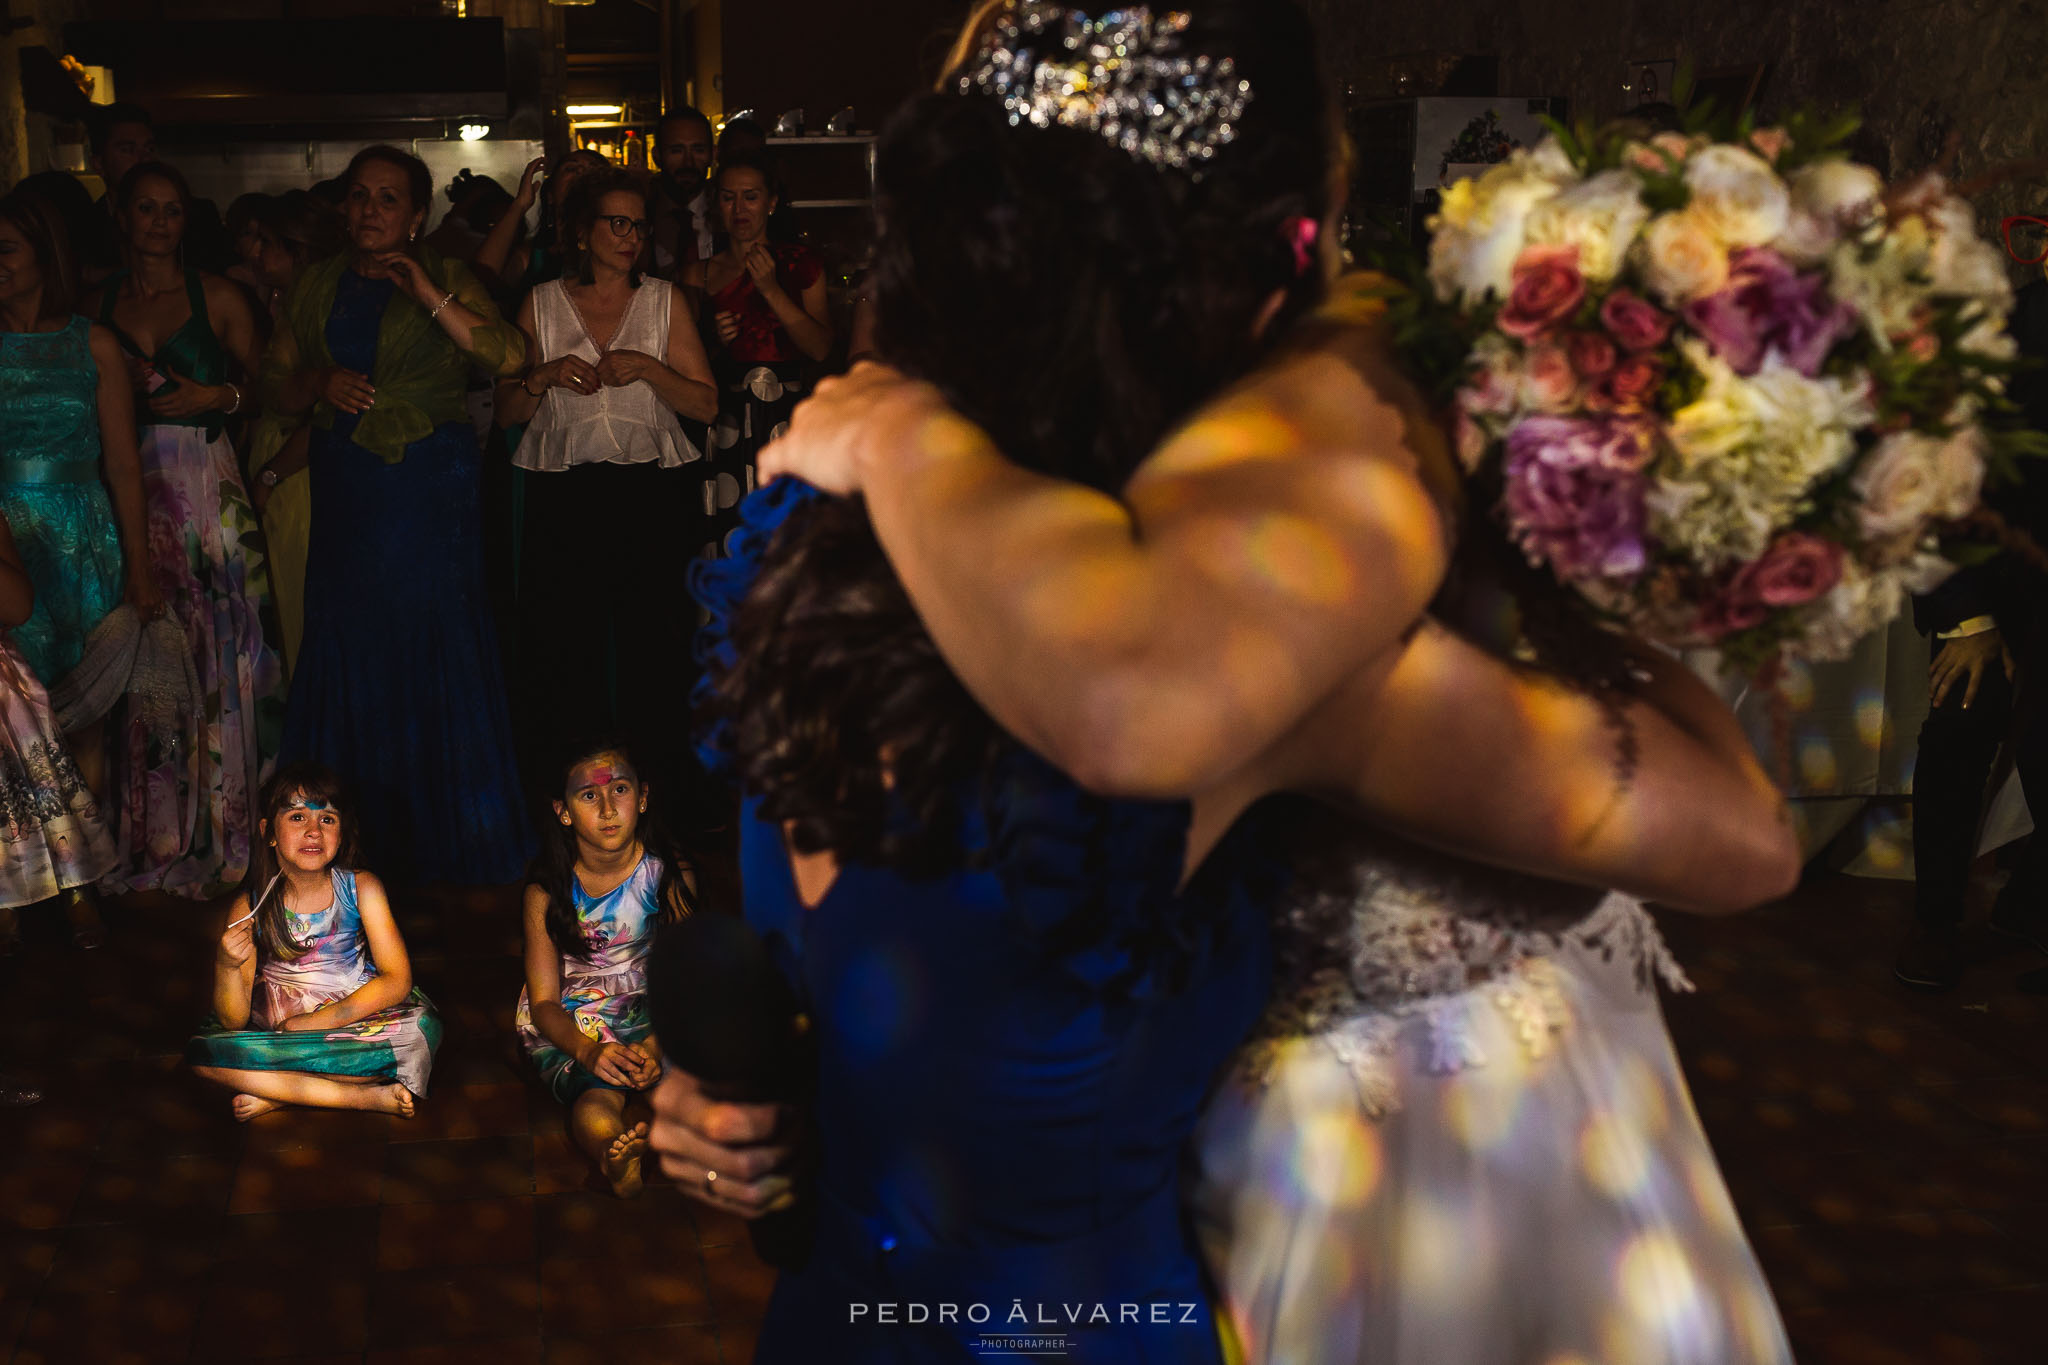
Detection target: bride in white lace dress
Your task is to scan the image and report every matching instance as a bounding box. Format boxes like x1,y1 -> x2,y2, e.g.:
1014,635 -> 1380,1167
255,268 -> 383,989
1190,810 -> 1794,1365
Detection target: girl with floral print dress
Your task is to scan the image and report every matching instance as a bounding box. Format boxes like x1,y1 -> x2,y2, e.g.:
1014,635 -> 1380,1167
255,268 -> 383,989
188,762 -> 440,1119
518,740 -> 695,1196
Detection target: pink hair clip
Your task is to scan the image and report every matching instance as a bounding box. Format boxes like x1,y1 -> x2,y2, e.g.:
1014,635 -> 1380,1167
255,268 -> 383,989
1285,215 -> 1320,275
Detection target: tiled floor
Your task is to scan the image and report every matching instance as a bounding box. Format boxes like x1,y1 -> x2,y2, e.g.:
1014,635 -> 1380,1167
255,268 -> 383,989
2,871 -> 2045,1362
0,885 -> 774,1365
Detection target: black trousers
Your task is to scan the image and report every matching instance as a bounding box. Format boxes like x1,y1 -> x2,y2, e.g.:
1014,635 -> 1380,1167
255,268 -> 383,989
513,461 -> 708,818
1912,645 -> 2048,929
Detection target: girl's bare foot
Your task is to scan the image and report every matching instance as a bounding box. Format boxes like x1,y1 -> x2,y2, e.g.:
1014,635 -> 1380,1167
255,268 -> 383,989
367,1083 -> 417,1119
231,1093 -> 284,1122
603,1122 -> 648,1198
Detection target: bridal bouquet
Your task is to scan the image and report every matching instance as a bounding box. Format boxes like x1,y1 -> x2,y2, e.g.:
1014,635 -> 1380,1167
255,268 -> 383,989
1416,116 -> 2038,668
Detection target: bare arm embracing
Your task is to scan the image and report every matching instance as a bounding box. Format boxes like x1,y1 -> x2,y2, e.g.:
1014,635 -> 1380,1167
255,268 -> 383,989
1214,620 -> 1798,915
762,340 -> 1451,798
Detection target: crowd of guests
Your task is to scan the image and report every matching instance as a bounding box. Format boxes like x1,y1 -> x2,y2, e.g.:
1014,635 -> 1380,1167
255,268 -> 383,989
0,102 -> 836,967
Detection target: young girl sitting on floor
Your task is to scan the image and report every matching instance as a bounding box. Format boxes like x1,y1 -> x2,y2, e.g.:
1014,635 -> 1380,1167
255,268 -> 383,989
188,762 -> 441,1119
517,739 -> 695,1196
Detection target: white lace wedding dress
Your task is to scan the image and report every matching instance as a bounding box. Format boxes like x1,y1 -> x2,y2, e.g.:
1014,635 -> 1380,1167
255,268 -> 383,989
1189,821 -> 1794,1365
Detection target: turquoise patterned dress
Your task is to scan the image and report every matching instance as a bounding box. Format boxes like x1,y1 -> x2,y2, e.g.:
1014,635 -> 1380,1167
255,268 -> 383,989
186,867 -> 443,1095
0,316 -> 125,686
515,853 -> 665,1102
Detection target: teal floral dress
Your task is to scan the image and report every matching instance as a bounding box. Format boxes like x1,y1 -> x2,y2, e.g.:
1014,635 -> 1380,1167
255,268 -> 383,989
0,316 -> 125,687
516,854 -> 665,1102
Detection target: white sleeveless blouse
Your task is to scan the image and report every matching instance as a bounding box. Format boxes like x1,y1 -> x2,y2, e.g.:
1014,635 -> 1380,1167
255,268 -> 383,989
513,278 -> 702,472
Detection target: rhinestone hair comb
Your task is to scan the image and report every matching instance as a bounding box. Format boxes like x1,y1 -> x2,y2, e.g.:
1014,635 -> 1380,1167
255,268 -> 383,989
958,2 -> 1254,175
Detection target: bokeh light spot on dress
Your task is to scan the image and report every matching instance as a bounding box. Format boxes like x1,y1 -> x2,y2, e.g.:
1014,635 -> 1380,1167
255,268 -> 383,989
1443,1051 -> 1529,1152
1853,689 -> 1888,750
1579,1109 -> 1654,1199
1778,658 -> 1815,711
1613,1230 -> 1722,1362
1290,1106 -> 1382,1211
1397,1193 -> 1489,1306
1797,736 -> 1839,791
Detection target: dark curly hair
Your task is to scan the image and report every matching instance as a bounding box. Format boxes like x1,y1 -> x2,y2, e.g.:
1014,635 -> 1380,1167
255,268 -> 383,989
709,0 -> 1339,875
528,736 -> 699,961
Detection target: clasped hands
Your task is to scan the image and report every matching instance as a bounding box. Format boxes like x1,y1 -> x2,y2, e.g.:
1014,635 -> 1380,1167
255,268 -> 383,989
127,356 -> 231,421
531,349 -> 662,397
582,1037 -> 662,1090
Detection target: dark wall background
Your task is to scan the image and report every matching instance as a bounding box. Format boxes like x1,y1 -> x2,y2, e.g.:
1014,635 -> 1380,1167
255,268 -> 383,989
718,0 -> 970,134
1300,0 -> 2048,251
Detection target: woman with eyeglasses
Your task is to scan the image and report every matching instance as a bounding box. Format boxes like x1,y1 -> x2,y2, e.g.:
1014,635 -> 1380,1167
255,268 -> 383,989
496,171 -> 718,797
260,143 -> 532,886
679,152 -> 832,560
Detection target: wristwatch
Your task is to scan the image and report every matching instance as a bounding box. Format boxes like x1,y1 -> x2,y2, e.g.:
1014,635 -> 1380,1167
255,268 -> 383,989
258,468 -> 280,489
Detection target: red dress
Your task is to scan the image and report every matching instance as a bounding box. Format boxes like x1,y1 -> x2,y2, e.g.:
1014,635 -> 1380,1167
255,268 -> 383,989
697,243 -> 825,557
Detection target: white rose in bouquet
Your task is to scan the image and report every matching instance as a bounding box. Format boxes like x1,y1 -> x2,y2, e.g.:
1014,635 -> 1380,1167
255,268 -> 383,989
1683,144 -> 1791,248
1852,431 -> 1946,538
1525,170 -> 1652,283
1427,149 -> 1572,303
1638,209 -> 1731,306
1773,158 -> 1883,265
1925,196 -> 2014,309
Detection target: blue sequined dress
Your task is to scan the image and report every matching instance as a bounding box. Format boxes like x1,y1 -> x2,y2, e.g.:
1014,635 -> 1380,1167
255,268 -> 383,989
280,270 -> 531,883
692,481 -> 1276,1364
0,316 -> 125,685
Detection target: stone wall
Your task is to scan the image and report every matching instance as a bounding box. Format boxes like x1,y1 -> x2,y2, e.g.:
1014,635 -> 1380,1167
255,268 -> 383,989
1302,0 -> 2048,256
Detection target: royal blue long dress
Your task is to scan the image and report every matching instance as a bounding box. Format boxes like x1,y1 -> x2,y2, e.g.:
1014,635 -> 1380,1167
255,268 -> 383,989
693,481 -> 1276,1363
281,270 -> 531,884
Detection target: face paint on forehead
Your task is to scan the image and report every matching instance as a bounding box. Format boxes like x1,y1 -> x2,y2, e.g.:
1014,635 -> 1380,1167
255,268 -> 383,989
568,756 -> 637,794
283,794 -> 332,812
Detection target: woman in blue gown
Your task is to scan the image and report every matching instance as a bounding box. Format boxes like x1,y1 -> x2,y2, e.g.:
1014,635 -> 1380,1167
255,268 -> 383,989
260,145 -> 530,885
654,6 -> 1334,1360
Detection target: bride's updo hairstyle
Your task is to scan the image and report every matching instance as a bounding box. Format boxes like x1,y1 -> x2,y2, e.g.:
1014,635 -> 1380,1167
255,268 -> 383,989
715,0 -> 1338,873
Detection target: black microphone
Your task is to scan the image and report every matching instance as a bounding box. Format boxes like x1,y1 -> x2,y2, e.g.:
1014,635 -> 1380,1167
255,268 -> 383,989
646,912 -> 815,1269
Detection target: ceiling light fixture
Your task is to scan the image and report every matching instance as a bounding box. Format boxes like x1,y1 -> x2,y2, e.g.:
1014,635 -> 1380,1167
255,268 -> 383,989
566,104 -> 623,117
458,123 -> 490,141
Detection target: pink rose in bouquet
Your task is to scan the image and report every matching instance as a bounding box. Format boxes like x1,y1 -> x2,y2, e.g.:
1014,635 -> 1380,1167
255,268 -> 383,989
1566,330 -> 1618,379
1736,533 -> 1844,607
1521,342 -> 1580,410
1497,245 -> 1587,340
1585,354 -> 1664,413
1598,289 -> 1675,352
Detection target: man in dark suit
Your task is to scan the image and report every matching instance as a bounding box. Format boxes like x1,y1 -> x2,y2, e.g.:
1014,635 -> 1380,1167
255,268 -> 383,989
1896,277 -> 2048,990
